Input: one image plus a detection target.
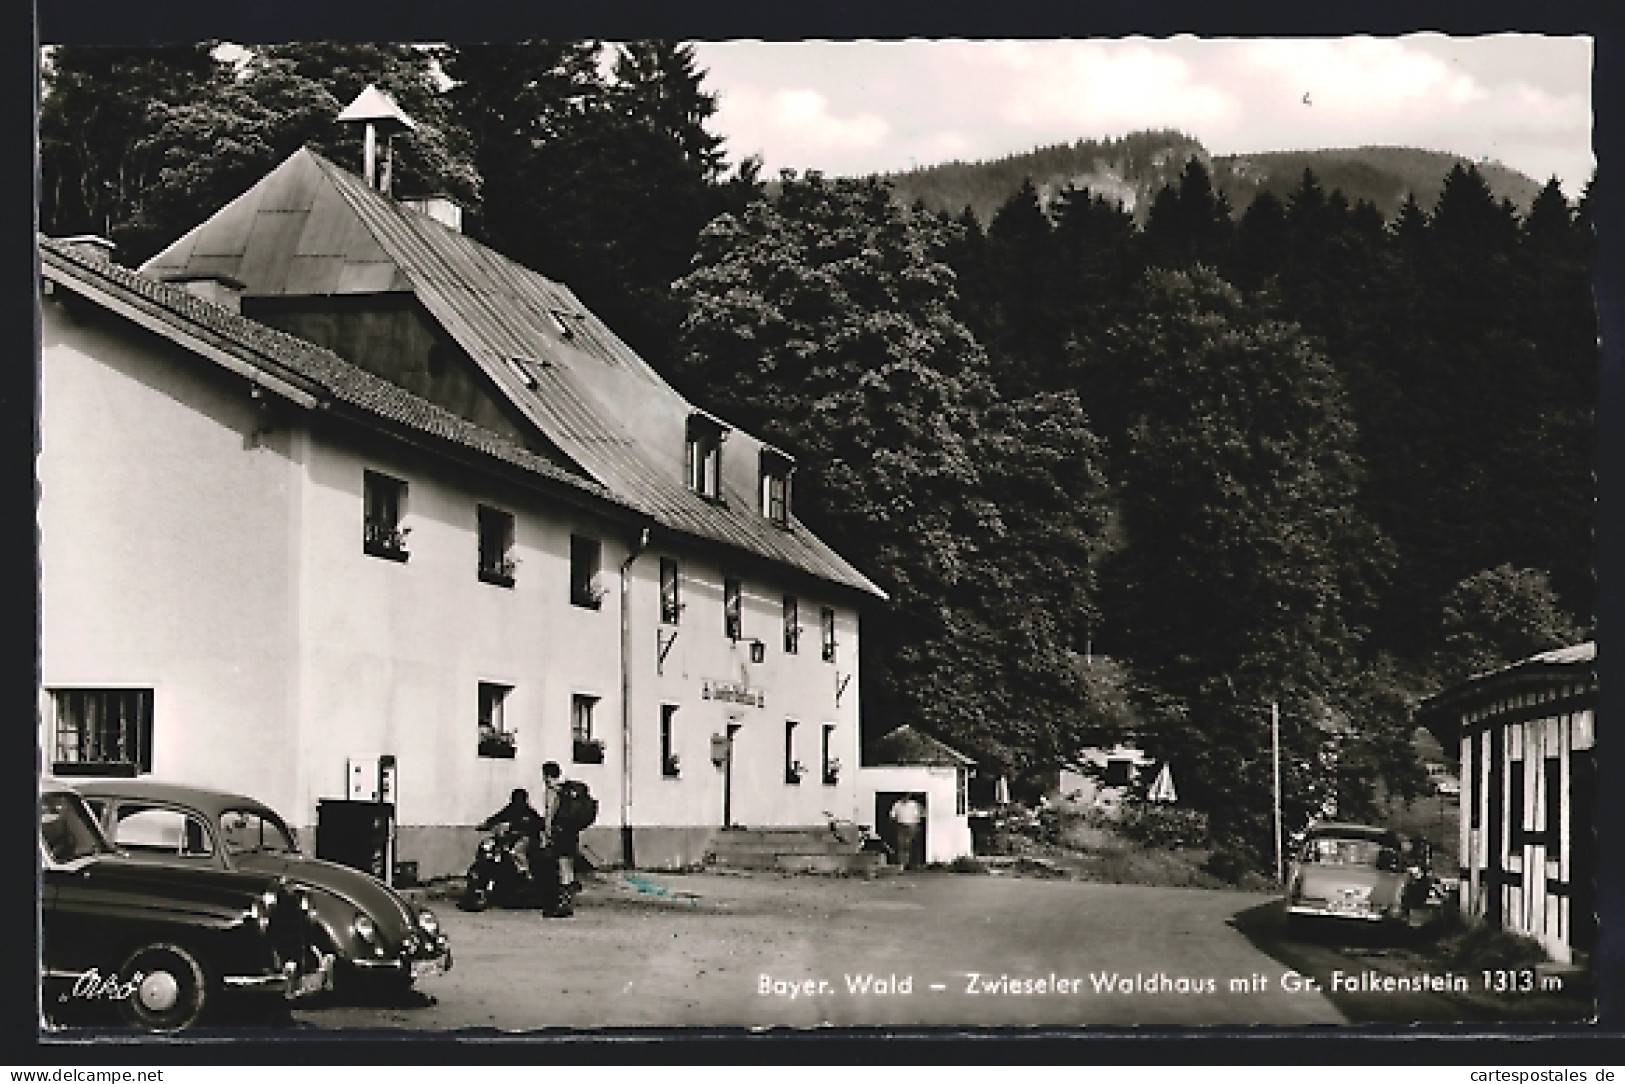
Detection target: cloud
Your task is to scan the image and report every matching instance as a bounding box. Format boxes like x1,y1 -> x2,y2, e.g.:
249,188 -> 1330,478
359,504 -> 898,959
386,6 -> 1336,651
978,40 -> 1239,131
1240,38 -> 1487,117
715,85 -> 889,166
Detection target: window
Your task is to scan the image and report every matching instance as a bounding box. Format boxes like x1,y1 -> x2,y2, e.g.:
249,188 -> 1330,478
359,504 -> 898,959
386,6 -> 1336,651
218,809 -> 297,857
785,720 -> 803,784
1544,756 -> 1561,841
660,558 -> 681,625
685,415 -> 725,499
572,694 -> 603,764
478,682 -> 515,758
724,577 -> 743,641
783,595 -> 800,654
1469,735 -> 1482,829
570,535 -> 603,609
759,448 -> 793,526
363,470 -> 409,560
661,705 -> 680,778
821,607 -> 837,663
51,688 -> 153,775
478,506 -> 517,586
1103,758 -> 1134,788
1509,758 -> 1526,845
821,724 -> 839,785
112,805 -> 214,860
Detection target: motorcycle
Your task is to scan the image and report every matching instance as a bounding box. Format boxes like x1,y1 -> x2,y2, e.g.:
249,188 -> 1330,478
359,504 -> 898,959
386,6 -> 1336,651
458,823 -> 558,912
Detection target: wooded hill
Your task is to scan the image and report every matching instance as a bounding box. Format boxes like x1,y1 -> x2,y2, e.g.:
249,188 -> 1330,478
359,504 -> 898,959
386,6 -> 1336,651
880,132 -> 1545,226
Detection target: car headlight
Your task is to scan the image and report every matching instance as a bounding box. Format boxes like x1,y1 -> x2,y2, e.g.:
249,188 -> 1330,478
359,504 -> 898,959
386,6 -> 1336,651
250,888 -> 278,933
352,913 -> 378,944
417,908 -> 439,937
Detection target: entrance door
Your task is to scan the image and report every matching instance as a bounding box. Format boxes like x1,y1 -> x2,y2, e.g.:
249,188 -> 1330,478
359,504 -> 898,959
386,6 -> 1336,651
722,724 -> 742,829
875,791 -> 927,867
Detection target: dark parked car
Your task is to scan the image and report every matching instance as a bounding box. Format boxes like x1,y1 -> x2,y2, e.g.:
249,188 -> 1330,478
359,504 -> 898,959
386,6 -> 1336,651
73,779 -> 451,994
1285,822 -> 1438,935
41,787 -> 324,1030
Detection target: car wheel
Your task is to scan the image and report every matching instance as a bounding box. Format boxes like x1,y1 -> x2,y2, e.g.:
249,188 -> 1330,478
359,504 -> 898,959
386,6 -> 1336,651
118,942 -> 211,1032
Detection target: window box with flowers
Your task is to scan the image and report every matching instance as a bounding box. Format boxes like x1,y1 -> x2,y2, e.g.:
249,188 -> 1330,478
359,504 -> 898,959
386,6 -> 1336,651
573,737 -> 605,765
365,523 -> 411,562
478,727 -> 517,759
785,760 -> 807,785
662,753 -> 681,779
479,554 -> 519,588
823,758 -> 841,786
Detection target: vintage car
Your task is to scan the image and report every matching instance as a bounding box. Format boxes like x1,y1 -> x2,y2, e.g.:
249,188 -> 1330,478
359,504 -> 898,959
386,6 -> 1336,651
1426,762 -> 1462,797
41,787 -> 324,1030
1285,822 -> 1437,934
73,779 -> 451,994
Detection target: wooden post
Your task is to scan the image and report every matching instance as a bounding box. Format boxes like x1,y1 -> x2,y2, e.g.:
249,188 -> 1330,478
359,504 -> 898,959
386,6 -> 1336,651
1272,701 -> 1283,883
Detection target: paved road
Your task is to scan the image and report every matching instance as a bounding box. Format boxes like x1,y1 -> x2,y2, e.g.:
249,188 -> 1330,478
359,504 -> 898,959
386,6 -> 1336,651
292,870 -> 1345,1030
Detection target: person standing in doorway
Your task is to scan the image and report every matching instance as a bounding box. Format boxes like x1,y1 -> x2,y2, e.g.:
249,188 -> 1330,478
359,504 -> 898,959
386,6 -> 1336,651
889,794 -> 925,870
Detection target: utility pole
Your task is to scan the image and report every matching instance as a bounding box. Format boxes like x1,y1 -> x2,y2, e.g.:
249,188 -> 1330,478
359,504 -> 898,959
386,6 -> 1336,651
1272,701 -> 1283,883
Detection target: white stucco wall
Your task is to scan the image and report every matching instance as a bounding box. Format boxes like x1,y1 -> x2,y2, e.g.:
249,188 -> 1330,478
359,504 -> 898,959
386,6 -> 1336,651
40,297 -> 304,810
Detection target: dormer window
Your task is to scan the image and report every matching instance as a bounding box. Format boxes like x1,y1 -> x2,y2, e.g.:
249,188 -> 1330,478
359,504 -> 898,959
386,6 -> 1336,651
685,414 -> 726,500
759,447 -> 794,527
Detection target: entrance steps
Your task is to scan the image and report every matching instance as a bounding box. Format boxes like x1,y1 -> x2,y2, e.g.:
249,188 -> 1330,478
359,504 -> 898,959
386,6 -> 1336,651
706,825 -> 883,874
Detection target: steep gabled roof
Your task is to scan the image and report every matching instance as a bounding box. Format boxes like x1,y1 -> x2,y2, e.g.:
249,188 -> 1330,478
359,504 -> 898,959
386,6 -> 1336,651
143,148 -> 885,600
41,236 -> 629,517
869,725 -> 976,768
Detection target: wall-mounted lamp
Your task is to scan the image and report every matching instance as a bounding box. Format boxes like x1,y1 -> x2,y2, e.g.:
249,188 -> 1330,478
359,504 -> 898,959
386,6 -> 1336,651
749,639 -> 766,664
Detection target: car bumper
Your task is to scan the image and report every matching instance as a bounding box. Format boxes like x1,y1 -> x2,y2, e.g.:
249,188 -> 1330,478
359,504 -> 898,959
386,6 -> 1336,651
349,945 -> 453,981
222,962 -> 307,994
1287,903 -> 1387,923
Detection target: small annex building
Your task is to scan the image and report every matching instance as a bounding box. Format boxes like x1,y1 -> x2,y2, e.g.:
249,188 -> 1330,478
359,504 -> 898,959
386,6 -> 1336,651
39,128 -> 886,878
858,725 -> 975,866
1417,642 -> 1596,964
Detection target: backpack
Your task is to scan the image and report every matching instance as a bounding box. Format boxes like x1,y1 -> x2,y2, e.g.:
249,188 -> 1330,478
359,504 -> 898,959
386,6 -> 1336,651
554,780 -> 598,833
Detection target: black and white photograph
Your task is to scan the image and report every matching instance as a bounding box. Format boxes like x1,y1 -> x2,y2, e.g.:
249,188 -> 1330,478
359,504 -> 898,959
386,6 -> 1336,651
32,30 -> 1604,1037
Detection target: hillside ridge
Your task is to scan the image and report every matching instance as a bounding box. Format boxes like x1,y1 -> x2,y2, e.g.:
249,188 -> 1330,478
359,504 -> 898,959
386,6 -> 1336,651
874,133 -> 1546,225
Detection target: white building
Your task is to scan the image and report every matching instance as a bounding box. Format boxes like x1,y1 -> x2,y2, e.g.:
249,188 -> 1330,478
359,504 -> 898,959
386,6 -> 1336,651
858,725 -> 974,865
1418,642 -> 1596,964
39,145 -> 885,878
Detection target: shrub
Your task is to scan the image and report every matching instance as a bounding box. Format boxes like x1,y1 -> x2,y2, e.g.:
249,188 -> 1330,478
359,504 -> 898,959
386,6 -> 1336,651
1443,923 -> 1550,971
1116,800 -> 1210,849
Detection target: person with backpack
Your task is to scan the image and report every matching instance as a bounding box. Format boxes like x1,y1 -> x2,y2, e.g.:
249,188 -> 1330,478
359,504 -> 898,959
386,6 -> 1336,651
541,760 -> 597,917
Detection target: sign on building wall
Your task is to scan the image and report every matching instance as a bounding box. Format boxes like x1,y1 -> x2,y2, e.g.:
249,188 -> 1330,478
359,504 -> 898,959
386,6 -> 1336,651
701,680 -> 764,708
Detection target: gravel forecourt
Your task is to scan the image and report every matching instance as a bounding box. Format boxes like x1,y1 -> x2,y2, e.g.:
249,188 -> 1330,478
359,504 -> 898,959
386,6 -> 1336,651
291,868 -> 1346,1031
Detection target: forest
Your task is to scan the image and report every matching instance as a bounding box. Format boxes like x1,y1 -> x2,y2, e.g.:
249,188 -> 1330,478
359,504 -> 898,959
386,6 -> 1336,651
39,42 -> 1596,873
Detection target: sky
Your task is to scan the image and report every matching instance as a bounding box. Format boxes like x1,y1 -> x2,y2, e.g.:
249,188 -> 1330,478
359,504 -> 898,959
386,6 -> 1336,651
690,36 -> 1595,195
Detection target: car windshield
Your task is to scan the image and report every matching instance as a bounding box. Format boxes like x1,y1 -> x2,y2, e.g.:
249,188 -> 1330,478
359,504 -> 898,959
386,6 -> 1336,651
40,792 -> 115,864
218,808 -> 297,856
1304,836 -> 1400,870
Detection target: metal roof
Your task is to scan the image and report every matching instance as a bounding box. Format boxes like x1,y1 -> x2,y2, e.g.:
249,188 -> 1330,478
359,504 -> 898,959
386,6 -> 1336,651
143,149 -> 885,600
41,236 -> 628,517
870,725 -> 976,767
1416,640 -> 1597,736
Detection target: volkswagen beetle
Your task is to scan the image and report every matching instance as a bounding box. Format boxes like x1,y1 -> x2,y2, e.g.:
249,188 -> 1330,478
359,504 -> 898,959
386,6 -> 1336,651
72,779 -> 451,995
41,787 -> 323,1030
